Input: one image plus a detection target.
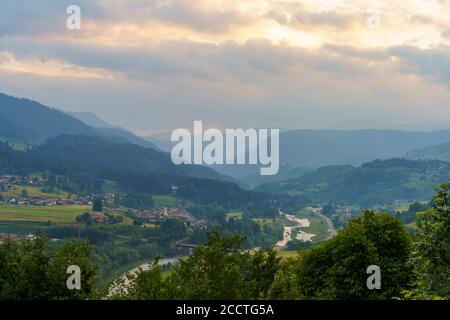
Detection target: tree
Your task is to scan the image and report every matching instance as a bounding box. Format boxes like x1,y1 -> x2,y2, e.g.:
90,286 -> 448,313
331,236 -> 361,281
411,182 -> 450,299
46,237 -> 98,299
322,203 -> 336,216
76,212 -> 93,226
114,232 -> 281,300
159,219 -> 187,241
21,189 -> 28,197
121,193 -> 154,209
0,234 -> 97,299
132,218 -> 143,226
92,198 -> 103,212
295,211 -> 412,299
268,261 -> 302,300
111,260 -> 166,300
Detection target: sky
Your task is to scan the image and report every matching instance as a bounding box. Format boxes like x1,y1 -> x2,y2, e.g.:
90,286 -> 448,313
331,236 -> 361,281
1,0 -> 450,135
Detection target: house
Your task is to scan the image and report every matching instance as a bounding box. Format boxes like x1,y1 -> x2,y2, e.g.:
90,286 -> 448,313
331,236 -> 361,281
139,207 -> 207,229
91,213 -> 108,223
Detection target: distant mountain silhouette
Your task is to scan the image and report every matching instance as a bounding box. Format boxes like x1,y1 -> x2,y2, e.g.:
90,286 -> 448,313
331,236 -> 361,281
144,128 -> 450,184
0,116 -> 35,140
0,93 -> 157,149
279,129 -> 450,167
406,142 -> 450,162
0,93 -> 95,142
144,132 -> 174,152
257,158 -> 450,206
68,112 -> 121,129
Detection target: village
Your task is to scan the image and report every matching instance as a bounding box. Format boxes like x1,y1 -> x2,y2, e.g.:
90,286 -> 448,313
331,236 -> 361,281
0,174 -> 114,206
138,207 -> 207,229
0,175 -> 41,187
0,232 -> 37,244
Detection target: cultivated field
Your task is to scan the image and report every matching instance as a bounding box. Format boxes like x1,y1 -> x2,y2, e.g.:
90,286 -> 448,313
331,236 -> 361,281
0,185 -> 69,199
0,205 -> 90,224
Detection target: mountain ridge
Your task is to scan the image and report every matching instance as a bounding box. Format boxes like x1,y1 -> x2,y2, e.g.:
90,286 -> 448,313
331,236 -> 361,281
0,93 -> 158,149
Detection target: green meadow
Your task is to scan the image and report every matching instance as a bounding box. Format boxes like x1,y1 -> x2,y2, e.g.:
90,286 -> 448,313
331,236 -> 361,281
0,205 -> 90,224
0,185 -> 69,199
153,195 -> 190,207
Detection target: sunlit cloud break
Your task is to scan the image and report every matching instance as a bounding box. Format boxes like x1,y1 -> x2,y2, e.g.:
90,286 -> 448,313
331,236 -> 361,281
1,0 -> 450,132
0,51 -> 115,79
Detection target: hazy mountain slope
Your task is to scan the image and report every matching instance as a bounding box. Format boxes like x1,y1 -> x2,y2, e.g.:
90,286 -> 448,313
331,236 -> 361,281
0,93 -> 95,142
0,116 -> 35,140
256,158 -> 450,206
144,132 -> 176,152
92,127 -> 159,150
67,112 -> 120,129
69,110 -> 159,150
240,166 -> 313,188
0,93 -> 158,149
406,143 -> 450,162
279,129 -> 450,167
145,128 -> 450,180
145,136 -> 173,152
33,134 -> 231,181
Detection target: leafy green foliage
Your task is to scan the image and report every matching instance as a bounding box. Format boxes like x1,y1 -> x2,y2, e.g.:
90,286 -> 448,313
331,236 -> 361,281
258,158 -> 450,207
396,201 -> 431,224
92,198 -> 103,212
411,183 -> 450,299
0,235 -> 97,300
159,219 -> 187,241
295,211 -> 413,299
121,193 -> 154,209
113,232 -> 281,300
0,135 -> 284,208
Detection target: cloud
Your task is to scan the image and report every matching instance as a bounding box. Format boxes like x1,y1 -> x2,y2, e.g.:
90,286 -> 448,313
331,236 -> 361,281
0,51 -> 115,79
1,0 -> 450,133
269,9 -> 358,31
390,45 -> 450,87
0,0 -> 258,39
442,28 -> 450,40
0,36 -> 394,85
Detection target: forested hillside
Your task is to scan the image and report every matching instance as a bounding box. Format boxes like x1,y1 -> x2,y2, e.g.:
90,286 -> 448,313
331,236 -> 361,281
257,158 -> 450,207
0,134 -> 286,207
406,143 -> 450,162
0,93 -> 157,149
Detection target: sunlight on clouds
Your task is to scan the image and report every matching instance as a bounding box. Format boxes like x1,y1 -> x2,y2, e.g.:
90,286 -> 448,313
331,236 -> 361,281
263,21 -> 324,47
17,0 -> 448,52
1,0 -> 450,131
0,51 -> 116,79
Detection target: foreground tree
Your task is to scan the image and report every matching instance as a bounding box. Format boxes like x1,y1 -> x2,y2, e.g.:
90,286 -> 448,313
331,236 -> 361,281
411,183 -> 450,299
112,232 -> 281,300
0,235 -> 97,300
295,211 -> 413,299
